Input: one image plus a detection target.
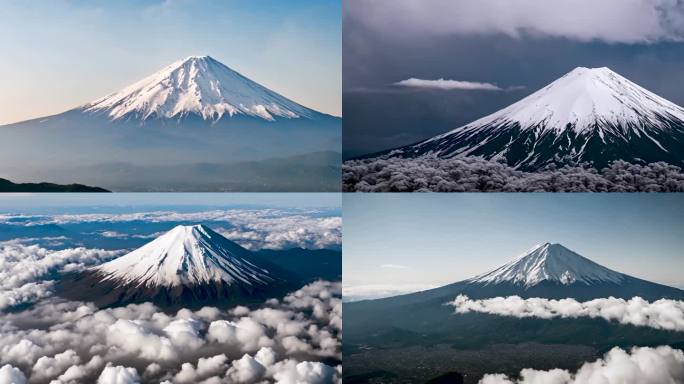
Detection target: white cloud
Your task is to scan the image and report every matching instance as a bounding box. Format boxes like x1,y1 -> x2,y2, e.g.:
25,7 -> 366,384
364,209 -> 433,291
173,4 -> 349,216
394,78 -> 504,91
96,365 -> 140,384
449,295 -> 684,331
343,283 -> 438,302
0,364 -> 26,384
479,346 -> 684,384
347,0 -> 684,44
0,209 -> 342,251
379,264 -> 409,269
31,349 -> 80,382
0,241 -> 122,310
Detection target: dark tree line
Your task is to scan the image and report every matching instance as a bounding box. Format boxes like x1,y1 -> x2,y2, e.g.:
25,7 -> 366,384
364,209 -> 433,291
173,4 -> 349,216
343,156 -> 684,192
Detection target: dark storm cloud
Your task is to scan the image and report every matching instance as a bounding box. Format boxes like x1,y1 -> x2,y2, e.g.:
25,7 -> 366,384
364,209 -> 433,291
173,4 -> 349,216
343,0 -> 684,158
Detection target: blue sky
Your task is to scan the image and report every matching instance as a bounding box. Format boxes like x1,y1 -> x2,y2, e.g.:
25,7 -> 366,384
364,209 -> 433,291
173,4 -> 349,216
0,0 -> 341,125
344,194 -> 684,298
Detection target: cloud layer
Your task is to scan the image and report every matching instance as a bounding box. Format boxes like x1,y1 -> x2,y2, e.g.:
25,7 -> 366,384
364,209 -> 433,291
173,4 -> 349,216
0,281 -> 342,383
479,345 -> 684,384
449,295 -> 684,332
0,208 -> 342,251
346,0 -> 684,44
0,241 -> 122,310
394,78 -> 504,91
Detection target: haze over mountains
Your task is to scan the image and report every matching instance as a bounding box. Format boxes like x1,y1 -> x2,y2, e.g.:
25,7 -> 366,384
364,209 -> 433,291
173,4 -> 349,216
0,56 -> 341,191
370,67 -> 684,171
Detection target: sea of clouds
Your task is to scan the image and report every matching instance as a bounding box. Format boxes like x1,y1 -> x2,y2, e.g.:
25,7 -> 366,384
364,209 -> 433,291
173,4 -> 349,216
0,208 -> 342,251
0,280 -> 341,384
0,208 -> 342,383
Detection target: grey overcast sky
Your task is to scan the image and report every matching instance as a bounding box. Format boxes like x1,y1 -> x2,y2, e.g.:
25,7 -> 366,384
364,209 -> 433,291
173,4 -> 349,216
343,194 -> 684,300
343,0 -> 684,158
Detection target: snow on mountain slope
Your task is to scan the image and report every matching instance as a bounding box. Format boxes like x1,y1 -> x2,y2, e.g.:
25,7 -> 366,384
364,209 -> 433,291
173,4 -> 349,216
467,243 -> 624,287
93,224 -> 275,288
385,67 -> 684,170
80,55 -> 318,122
434,67 -> 684,138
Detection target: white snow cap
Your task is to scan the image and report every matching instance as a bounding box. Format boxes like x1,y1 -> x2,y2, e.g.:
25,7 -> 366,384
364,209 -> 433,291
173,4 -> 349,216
94,224 -> 274,288
81,55 -> 317,121
468,242 -> 624,287
437,66 -> 684,137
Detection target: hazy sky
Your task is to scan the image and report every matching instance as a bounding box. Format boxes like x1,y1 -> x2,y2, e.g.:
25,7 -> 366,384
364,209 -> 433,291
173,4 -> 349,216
0,0 -> 341,125
0,193 -> 341,213
343,194 -> 684,299
343,0 -> 684,158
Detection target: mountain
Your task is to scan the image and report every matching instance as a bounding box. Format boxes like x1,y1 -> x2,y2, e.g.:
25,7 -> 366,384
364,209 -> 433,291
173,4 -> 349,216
0,56 -> 341,191
58,225 -> 300,309
377,67 -> 684,170
345,242 -> 684,339
79,55 -> 325,122
344,243 -> 684,383
0,178 -> 108,192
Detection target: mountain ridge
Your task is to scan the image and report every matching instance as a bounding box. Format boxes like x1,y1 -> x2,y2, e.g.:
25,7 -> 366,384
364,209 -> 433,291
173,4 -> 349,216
373,67 -> 684,170
58,225 -> 300,310
78,55 -> 326,122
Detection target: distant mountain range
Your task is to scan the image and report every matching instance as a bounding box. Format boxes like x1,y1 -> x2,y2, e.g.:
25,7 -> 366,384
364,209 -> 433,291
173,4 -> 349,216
0,56 -> 341,191
59,225 -> 341,310
0,177 -> 108,192
368,67 -> 684,171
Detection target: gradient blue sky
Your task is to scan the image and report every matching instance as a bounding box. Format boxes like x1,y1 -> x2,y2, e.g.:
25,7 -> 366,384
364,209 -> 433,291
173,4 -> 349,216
0,0 -> 341,125
344,194 -> 684,298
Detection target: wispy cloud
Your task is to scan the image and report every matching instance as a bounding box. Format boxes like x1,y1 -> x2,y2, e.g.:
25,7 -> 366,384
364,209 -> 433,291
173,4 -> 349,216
394,78 -> 505,91
380,264 -> 409,269
343,283 -> 437,302
449,295 -> 684,332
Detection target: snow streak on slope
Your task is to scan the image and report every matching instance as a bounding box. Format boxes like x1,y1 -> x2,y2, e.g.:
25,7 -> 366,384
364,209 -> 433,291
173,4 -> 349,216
81,56 -> 317,122
467,243 -> 625,287
432,67 -> 684,139
94,224 -> 274,288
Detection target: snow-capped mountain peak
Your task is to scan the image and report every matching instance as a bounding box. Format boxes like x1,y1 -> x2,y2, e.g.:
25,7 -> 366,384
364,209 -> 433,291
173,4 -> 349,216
80,55 -> 318,122
467,243 -> 624,288
448,66 -> 684,135
93,224 -> 274,288
393,66 -> 684,170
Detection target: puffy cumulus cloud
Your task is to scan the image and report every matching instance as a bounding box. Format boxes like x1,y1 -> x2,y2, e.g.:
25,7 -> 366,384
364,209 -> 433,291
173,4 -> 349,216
478,346 -> 684,384
394,78 -> 504,91
449,295 -> 684,332
0,281 -> 341,383
0,364 -> 26,384
0,241 -> 122,310
346,0 -> 684,44
30,349 -> 80,382
96,365 -> 140,384
270,360 -> 339,384
343,156 -> 684,192
173,354 -> 228,384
